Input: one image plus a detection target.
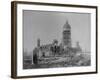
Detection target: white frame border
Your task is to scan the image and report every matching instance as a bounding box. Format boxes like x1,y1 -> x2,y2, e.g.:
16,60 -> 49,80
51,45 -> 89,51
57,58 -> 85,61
16,3 -> 97,77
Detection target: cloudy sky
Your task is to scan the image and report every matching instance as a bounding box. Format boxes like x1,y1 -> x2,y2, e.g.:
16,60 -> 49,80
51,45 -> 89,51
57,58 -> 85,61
23,10 -> 91,53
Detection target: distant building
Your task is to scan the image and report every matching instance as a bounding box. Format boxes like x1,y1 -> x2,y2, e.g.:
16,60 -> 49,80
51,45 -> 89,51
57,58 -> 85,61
75,41 -> 82,52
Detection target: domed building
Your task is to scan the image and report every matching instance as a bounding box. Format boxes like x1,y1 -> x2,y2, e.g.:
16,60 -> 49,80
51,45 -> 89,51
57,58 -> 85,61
32,20 -> 82,65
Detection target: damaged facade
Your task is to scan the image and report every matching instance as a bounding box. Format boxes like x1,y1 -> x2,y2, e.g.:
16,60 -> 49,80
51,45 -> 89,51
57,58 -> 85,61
33,20 -> 82,60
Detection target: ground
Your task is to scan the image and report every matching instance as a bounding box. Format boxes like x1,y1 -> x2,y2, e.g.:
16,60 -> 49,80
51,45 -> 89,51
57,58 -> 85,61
23,52 -> 91,69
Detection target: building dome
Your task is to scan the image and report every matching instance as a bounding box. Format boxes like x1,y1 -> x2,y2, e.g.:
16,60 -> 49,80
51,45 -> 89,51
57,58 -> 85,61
63,20 -> 71,31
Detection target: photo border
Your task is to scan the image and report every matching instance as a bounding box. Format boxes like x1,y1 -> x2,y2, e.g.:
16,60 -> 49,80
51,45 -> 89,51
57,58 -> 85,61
11,1 -> 98,79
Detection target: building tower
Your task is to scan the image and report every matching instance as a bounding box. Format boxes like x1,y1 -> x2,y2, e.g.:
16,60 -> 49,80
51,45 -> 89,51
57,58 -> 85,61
37,38 -> 40,47
76,41 -> 82,52
62,20 -> 71,48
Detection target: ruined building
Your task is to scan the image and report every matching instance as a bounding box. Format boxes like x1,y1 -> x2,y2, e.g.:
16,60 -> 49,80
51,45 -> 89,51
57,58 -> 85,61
33,20 -> 82,58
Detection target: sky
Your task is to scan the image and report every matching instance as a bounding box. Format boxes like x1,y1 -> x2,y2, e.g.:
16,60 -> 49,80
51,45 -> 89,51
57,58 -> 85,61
23,10 -> 91,53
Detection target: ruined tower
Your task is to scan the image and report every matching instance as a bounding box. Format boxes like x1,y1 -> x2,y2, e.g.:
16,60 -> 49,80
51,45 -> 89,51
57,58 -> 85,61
37,38 -> 40,47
